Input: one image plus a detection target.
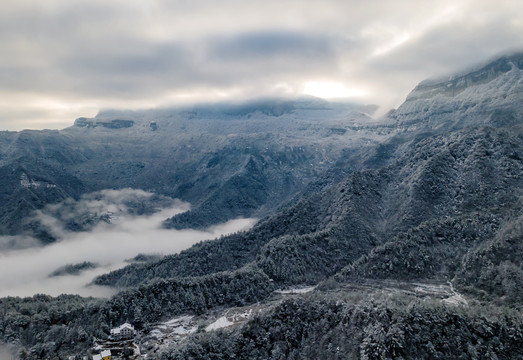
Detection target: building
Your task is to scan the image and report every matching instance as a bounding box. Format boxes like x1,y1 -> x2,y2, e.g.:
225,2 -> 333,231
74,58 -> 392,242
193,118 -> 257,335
110,323 -> 135,340
92,349 -> 111,360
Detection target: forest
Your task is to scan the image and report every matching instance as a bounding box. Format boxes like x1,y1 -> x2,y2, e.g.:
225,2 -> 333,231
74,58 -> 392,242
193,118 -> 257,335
0,53 -> 522,359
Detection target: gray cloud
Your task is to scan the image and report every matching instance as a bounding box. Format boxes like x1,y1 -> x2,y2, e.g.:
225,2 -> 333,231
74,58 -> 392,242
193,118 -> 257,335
202,31 -> 346,89
50,30 -> 344,98
209,31 -> 338,60
369,16 -> 523,75
0,0 -> 522,129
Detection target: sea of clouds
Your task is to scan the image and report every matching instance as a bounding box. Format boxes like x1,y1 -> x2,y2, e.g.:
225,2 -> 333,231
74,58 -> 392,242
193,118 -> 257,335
0,189 -> 256,298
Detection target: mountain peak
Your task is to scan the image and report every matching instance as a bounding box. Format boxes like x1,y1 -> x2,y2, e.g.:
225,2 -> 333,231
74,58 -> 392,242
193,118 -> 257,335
406,52 -> 523,101
389,52 -> 523,131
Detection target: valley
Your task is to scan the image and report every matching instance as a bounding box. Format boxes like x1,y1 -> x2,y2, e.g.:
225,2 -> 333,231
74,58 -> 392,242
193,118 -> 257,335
0,53 -> 522,359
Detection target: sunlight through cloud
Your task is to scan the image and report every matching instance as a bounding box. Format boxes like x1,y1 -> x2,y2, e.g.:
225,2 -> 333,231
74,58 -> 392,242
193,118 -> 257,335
303,81 -> 367,99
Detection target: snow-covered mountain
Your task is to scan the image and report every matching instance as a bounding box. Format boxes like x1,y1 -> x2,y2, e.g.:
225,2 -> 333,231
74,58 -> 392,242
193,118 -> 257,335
0,97 -> 387,240
389,52 -> 523,131
1,53 -> 522,360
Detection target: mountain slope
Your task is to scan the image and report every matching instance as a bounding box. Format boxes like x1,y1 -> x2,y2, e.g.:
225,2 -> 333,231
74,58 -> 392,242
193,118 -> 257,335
159,295 -> 523,360
1,53 -> 523,359
0,98 -> 387,240
95,123 -> 523,291
389,53 -> 523,132
94,54 -> 523,305
0,130 -> 87,239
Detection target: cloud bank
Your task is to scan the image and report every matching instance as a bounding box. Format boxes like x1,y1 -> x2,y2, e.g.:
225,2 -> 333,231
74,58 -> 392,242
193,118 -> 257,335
0,0 -> 522,129
0,189 -> 256,298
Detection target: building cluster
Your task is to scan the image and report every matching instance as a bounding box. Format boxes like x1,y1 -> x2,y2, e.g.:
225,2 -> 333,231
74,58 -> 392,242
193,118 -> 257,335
90,323 -> 137,359
92,350 -> 111,360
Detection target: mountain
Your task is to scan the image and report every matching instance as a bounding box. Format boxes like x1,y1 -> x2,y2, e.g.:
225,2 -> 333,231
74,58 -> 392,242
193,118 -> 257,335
389,53 -> 523,132
1,53 -> 523,359
0,130 -> 87,241
95,53 -> 523,292
0,98 -> 387,242
94,121 -> 523,290
89,53 -> 523,359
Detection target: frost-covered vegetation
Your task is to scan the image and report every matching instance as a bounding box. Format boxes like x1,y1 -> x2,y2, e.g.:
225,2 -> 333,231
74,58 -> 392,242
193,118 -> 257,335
0,53 -> 523,359
158,295 -> 523,360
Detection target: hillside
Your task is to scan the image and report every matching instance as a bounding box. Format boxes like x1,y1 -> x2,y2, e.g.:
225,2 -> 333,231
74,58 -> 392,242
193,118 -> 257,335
0,98 -> 387,241
95,124 -> 523,292
94,53 -> 523,292
390,53 -> 523,132
0,53 -> 522,359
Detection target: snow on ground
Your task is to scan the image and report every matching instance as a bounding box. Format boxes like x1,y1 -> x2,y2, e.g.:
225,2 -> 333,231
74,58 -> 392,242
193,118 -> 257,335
340,280 -> 469,306
163,315 -> 194,326
150,315 -> 197,339
443,293 -> 469,306
413,283 -> 452,295
141,315 -> 199,355
205,307 -> 257,332
205,316 -> 234,332
275,286 -> 316,294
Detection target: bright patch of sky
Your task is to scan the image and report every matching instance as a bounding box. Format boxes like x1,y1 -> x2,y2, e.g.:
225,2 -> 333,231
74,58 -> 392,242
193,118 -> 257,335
303,81 -> 367,99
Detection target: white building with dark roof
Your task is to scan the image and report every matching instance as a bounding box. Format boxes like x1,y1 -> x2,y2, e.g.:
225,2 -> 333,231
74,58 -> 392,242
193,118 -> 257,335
110,322 -> 135,340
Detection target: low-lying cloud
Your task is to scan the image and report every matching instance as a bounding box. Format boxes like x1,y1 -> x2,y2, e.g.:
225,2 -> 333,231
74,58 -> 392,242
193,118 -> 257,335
0,189 -> 257,298
31,188 -> 183,239
0,343 -> 15,360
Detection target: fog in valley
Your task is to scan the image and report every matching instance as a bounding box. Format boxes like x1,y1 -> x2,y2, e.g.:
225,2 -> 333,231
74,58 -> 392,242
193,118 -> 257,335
0,189 -> 256,298
0,343 -> 15,360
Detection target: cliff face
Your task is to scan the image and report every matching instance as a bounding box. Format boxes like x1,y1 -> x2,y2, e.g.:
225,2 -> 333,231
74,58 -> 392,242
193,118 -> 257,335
408,54 -> 523,100
389,53 -> 523,131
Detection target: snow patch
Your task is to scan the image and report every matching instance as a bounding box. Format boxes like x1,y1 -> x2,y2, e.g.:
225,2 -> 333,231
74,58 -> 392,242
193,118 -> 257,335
20,173 -> 40,188
275,286 -> 316,294
205,316 -> 234,332
150,315 -> 197,339
20,173 -> 56,189
443,293 -> 468,306
162,315 -> 197,335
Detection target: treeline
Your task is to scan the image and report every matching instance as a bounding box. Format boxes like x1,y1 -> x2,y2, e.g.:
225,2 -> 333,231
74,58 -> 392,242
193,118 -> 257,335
0,294 -> 101,359
93,218 -> 291,287
94,168 -> 388,288
93,184 -> 353,288
256,227 -> 375,286
158,294 -> 523,360
49,261 -> 98,277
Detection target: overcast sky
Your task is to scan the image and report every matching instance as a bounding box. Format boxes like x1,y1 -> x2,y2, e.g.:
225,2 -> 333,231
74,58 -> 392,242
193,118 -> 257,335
1,0 -> 522,130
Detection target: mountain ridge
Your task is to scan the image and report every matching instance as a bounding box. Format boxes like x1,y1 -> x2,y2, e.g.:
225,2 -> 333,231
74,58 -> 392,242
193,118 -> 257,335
0,98 -> 388,239
1,53 -> 523,359
389,52 -> 523,132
